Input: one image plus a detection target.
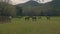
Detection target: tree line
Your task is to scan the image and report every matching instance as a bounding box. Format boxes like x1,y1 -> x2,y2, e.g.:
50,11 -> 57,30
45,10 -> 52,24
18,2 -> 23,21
0,0 -> 16,17
16,5 -> 60,16
0,0 -> 60,17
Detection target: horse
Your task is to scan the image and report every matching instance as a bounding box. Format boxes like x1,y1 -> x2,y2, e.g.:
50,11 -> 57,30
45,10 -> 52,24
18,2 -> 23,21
46,16 -> 50,20
25,16 -> 30,21
31,16 -> 36,21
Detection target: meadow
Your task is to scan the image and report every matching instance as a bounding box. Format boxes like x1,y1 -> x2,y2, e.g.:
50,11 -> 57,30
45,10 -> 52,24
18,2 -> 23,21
0,16 -> 60,34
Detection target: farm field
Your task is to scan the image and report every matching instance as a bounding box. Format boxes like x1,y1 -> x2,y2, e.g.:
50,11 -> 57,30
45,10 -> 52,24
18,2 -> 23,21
0,16 -> 60,34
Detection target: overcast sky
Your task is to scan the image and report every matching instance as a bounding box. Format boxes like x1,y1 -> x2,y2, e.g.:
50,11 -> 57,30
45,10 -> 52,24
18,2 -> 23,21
11,0 -> 53,5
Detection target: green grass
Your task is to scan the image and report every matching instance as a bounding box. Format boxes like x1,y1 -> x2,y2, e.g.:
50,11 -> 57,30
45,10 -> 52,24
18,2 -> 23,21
0,16 -> 60,34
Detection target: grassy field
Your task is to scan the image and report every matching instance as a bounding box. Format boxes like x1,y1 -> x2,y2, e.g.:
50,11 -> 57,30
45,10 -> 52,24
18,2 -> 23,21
0,16 -> 60,34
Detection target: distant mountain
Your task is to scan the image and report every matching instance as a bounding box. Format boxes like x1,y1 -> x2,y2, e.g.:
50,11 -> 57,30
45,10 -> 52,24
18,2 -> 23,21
16,0 -> 60,7
46,0 -> 60,6
16,1 -> 41,7
15,0 -> 53,16
15,0 -> 60,16
53,0 -> 60,8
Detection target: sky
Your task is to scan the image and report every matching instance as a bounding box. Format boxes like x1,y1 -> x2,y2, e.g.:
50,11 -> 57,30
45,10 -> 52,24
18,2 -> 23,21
11,0 -> 53,5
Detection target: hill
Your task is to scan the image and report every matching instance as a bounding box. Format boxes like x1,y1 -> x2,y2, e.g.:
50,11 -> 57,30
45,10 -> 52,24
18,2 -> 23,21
15,0 -> 60,16
16,0 -> 42,7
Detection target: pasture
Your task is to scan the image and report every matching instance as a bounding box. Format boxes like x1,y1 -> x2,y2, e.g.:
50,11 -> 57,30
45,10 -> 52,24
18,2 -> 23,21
0,16 -> 60,34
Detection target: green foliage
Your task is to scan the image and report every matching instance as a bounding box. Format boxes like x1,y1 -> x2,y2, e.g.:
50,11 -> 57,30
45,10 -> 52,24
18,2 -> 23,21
0,2 -> 16,17
16,7 -> 23,16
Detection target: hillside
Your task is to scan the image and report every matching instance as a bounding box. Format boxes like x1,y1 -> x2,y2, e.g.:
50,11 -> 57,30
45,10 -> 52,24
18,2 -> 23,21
15,0 -> 60,16
16,0 -> 42,7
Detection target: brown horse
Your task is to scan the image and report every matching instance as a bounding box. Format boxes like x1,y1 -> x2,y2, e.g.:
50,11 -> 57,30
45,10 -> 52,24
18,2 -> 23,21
46,16 -> 50,20
31,16 -> 36,21
25,16 -> 30,21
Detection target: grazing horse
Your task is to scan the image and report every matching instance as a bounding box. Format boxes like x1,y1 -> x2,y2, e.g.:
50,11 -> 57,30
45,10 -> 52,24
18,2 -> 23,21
25,16 -> 30,21
31,16 -> 36,21
46,16 -> 50,20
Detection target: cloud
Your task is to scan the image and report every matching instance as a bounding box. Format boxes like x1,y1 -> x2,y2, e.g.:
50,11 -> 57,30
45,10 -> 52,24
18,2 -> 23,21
11,0 -> 53,5
40,0 -> 52,3
11,0 -> 29,5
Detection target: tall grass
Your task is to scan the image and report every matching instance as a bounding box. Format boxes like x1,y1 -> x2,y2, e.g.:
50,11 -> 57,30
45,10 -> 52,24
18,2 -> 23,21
0,16 -> 60,34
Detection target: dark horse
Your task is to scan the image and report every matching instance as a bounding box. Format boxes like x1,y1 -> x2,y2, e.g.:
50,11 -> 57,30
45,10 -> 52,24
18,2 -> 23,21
25,16 -> 30,21
31,16 -> 36,21
46,16 -> 50,20
25,16 -> 37,21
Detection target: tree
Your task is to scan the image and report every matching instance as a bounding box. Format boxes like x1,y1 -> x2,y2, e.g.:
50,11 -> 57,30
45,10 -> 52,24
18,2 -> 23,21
0,1 -> 16,17
16,6 -> 23,16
